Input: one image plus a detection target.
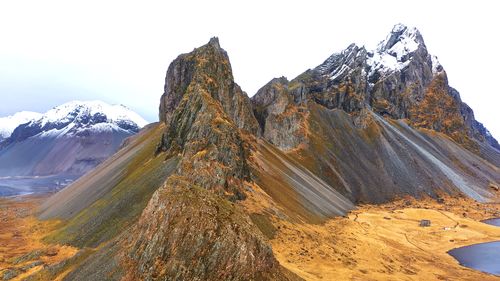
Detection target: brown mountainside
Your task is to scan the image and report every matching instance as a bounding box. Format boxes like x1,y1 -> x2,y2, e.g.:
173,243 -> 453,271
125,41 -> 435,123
32,26 -> 499,280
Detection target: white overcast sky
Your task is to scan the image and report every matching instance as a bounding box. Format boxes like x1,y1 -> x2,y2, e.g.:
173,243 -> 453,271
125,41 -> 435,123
0,0 -> 498,140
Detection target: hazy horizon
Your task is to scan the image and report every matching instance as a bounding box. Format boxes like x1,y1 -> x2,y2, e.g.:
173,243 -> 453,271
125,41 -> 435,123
1,0 -> 499,141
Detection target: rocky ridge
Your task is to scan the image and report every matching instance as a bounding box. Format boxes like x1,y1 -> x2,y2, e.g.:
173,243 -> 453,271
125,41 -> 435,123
126,37 -> 296,279
253,24 -> 498,151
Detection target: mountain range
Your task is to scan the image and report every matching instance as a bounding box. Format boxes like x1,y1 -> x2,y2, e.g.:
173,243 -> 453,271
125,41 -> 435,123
0,100 -> 147,196
9,24 -> 500,280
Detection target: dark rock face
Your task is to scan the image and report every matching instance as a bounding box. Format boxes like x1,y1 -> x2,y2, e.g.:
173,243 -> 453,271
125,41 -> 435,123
252,77 -> 308,150
127,179 -> 295,281
160,82 -> 250,200
159,37 -> 259,135
158,38 -> 259,199
408,74 -> 479,150
456,91 -> 500,149
253,24 -> 499,151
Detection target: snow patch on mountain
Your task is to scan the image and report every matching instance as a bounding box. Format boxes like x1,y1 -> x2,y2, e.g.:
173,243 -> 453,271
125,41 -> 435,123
3,101 -> 149,145
366,24 -> 423,77
0,111 -> 42,139
431,55 -> 443,74
316,24 -> 433,82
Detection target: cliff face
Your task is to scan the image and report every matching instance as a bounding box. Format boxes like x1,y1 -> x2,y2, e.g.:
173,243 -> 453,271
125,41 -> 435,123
159,37 -> 259,135
126,178 -> 293,281
253,24 -> 498,151
156,37 -> 261,200
252,77 -> 308,150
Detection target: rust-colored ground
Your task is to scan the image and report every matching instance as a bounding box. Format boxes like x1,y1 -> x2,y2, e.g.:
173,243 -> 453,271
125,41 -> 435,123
2,192 -> 499,281
270,196 -> 500,281
0,195 -> 77,281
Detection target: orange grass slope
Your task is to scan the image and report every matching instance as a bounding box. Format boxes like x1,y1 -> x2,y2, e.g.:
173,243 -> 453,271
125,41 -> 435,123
0,196 -> 77,281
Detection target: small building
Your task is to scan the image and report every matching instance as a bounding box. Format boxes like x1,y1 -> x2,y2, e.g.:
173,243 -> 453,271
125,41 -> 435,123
419,219 -> 431,227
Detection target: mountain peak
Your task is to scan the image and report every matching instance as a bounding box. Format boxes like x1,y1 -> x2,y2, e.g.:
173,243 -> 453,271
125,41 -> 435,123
40,100 -> 148,128
159,38 -> 259,134
208,36 -> 220,48
377,23 -> 425,55
4,100 -> 148,145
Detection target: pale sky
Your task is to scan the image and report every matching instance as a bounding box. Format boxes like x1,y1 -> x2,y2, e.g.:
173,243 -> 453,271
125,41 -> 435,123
0,0 -> 498,140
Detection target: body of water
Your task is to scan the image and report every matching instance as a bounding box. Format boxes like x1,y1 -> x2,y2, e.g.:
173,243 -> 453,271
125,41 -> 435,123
448,218 -> 500,276
482,218 -> 500,227
0,175 -> 76,197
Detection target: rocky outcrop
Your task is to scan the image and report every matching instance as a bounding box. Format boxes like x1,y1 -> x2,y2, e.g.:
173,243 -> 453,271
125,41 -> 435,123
408,73 -> 478,150
252,77 -> 308,150
159,80 -> 251,200
157,38 -> 259,199
126,177 -> 297,281
159,37 -> 259,135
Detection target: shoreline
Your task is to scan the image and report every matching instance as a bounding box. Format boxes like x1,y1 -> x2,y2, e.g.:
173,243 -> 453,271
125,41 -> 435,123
1,194 -> 499,280
270,196 -> 500,280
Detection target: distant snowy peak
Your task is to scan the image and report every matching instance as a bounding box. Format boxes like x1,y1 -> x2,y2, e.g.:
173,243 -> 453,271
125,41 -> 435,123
0,111 -> 42,139
37,100 -> 148,129
6,101 -> 148,144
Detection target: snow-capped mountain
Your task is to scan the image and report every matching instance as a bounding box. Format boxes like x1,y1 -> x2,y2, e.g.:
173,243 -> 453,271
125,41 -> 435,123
0,101 -> 149,180
0,111 -> 42,140
308,24 -> 498,150
316,24 -> 443,83
5,100 -> 148,144
367,24 -> 442,77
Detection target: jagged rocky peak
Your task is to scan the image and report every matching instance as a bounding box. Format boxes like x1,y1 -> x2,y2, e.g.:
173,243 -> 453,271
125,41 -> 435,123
124,38 -> 296,279
368,23 -> 443,78
252,76 -> 289,108
159,37 -> 258,134
207,36 -> 221,48
157,38 -> 260,199
253,23 -> 498,152
377,23 -> 425,54
314,23 -> 442,82
315,43 -> 368,79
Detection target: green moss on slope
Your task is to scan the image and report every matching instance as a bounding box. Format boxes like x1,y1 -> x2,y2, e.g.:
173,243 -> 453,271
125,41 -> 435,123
44,125 -> 178,248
